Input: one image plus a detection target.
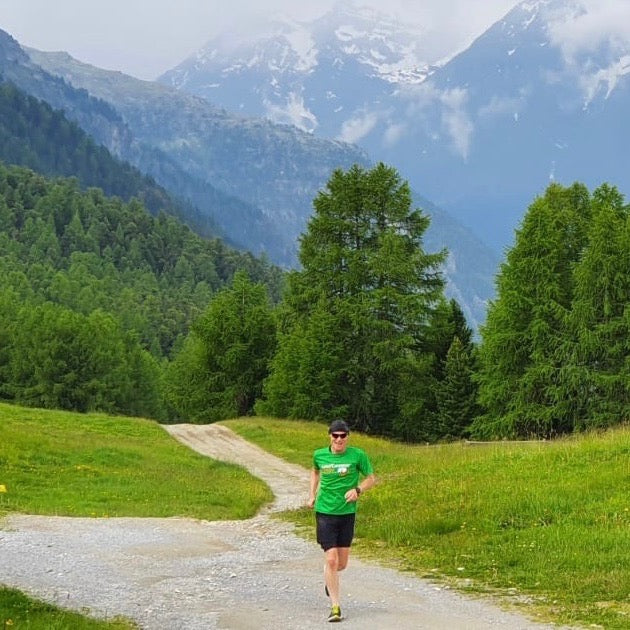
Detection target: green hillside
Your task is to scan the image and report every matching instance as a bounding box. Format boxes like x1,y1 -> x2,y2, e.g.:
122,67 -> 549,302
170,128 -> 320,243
0,79 -> 221,241
0,162 -> 284,419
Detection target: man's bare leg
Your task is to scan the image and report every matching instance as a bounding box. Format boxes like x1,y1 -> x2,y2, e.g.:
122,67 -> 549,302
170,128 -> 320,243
324,548 -> 341,605
325,547 -> 350,605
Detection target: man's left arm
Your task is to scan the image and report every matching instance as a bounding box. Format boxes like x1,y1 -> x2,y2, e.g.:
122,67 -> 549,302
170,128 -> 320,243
345,451 -> 376,502
355,472 -> 376,497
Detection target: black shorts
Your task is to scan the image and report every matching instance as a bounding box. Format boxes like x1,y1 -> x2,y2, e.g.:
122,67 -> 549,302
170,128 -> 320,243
316,512 -> 356,551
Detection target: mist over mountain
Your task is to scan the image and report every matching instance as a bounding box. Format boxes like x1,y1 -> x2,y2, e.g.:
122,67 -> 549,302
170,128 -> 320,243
160,4 -> 436,136
159,0 -> 630,250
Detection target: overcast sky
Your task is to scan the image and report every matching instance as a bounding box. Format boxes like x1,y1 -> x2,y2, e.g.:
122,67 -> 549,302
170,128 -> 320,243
1,0 -> 521,80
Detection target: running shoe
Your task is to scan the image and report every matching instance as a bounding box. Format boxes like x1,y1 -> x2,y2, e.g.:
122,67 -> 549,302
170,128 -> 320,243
328,605 -> 342,622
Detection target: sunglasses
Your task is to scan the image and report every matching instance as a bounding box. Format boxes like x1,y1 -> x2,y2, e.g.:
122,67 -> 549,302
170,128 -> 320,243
331,433 -> 348,439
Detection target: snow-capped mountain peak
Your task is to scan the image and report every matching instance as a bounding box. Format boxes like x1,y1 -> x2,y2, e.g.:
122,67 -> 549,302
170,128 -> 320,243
158,0 -> 630,257
159,2 -> 433,133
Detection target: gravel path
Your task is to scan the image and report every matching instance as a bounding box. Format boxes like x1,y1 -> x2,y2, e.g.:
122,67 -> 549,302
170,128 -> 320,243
0,424 -> 575,629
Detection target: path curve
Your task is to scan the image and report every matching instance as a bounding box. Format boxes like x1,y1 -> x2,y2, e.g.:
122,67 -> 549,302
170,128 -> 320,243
0,424 -> 574,629
164,423 -> 310,513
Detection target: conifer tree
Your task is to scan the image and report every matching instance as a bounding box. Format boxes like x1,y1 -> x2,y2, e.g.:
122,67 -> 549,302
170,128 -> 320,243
166,271 -> 276,421
410,297 -> 476,440
435,336 -> 478,439
473,183 -> 591,438
559,184 -> 630,430
259,163 -> 445,438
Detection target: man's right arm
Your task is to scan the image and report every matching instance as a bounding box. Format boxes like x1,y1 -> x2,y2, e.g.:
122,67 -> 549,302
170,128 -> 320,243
308,468 -> 320,509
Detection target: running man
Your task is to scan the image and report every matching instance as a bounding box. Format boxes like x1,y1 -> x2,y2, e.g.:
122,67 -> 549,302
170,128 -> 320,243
308,419 -> 376,622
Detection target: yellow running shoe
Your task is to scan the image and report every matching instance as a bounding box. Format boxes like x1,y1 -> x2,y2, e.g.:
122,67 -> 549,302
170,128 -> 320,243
327,605 -> 342,622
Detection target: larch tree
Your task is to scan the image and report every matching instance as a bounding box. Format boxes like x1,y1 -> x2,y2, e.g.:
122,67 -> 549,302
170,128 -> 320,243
559,184 -> 630,430
473,183 -> 591,438
258,163 -> 446,439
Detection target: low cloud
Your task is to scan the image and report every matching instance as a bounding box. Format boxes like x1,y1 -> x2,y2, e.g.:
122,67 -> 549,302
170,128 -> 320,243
400,83 -> 473,160
442,112 -> 473,160
542,1 -> 630,105
578,54 -> 630,103
383,122 -> 406,147
264,92 -> 318,132
338,111 -> 379,144
478,94 -> 524,117
546,0 -> 630,65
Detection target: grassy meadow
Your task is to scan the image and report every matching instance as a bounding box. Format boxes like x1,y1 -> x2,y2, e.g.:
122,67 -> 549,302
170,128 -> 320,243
225,417 -> 630,629
0,403 -> 271,519
0,402 -> 271,628
1,403 -> 628,628
0,586 -> 135,629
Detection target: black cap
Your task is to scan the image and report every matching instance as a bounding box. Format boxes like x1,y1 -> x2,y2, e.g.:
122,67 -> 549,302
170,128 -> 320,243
328,419 -> 350,434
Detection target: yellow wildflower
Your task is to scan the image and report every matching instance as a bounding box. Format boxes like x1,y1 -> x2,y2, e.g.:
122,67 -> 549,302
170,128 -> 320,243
0,484 -> 7,493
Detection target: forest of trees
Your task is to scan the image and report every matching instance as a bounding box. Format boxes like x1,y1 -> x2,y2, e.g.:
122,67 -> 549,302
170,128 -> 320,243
162,168 -> 630,440
0,162 -> 283,420
1,158 -> 628,441
0,80 -> 223,240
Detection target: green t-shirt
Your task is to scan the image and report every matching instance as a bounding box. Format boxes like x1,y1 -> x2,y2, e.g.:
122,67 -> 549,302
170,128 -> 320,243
313,445 -> 374,515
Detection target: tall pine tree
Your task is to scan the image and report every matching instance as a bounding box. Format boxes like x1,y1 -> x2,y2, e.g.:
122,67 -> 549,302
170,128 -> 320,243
435,336 -> 478,440
473,183 -> 591,438
559,185 -> 630,430
258,163 -> 446,439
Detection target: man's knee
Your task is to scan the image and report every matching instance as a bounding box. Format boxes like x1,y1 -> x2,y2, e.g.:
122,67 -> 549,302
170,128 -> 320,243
337,552 -> 349,571
325,553 -> 339,571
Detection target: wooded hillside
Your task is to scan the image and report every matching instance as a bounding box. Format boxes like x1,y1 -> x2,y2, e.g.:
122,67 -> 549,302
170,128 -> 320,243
0,162 -> 284,419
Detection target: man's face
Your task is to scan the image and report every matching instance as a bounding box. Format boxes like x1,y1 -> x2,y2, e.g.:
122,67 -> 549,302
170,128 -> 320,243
329,431 -> 348,453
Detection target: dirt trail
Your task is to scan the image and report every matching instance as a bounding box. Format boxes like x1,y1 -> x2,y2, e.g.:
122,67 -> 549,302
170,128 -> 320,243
0,424 -> 574,629
164,423 -> 309,513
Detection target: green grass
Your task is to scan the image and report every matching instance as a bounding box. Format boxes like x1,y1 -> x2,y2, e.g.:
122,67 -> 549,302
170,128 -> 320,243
0,586 -> 135,629
225,417 -> 630,630
0,403 -> 272,519
0,402 -> 273,628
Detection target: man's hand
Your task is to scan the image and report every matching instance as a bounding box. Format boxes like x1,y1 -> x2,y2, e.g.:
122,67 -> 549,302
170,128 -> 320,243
344,488 -> 360,503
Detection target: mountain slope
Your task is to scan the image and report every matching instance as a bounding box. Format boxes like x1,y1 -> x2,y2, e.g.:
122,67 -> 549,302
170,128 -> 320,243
0,29 -> 291,262
161,0 -> 630,250
0,80 -> 222,239
0,27 -> 496,328
22,42 -> 369,268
